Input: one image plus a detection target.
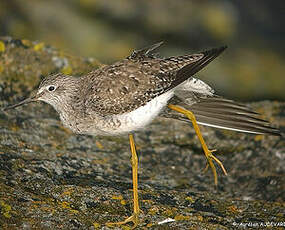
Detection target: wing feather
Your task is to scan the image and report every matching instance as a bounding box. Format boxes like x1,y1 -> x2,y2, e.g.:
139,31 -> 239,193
163,95 -> 280,136
82,44 -> 226,116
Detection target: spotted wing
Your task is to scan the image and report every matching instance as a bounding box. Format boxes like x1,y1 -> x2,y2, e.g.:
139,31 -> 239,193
82,46 -> 226,116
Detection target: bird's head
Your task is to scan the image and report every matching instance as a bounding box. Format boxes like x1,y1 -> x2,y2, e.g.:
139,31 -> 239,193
4,74 -> 78,112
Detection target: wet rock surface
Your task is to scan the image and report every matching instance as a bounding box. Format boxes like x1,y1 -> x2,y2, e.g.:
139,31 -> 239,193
0,38 -> 284,229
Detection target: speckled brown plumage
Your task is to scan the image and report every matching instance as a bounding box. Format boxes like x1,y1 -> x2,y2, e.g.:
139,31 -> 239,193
3,42 -> 281,228
80,42 -> 226,115
4,42 -> 280,136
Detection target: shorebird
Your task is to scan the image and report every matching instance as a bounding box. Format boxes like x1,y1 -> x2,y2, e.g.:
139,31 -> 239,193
4,42 -> 280,228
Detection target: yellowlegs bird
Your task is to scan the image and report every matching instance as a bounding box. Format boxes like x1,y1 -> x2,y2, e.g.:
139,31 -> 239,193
4,42 -> 280,228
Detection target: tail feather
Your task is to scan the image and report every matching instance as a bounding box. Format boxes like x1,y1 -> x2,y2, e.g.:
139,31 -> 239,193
191,98 -> 258,115
192,110 -> 270,126
195,114 -> 280,135
165,96 -> 281,136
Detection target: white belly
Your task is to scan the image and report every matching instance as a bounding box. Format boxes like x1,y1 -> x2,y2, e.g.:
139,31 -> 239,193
103,91 -> 174,135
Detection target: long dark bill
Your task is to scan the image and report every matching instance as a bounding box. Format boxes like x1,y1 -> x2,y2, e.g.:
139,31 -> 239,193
3,91 -> 39,111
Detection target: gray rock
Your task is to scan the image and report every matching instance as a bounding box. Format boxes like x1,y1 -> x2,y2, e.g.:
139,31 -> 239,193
0,38 -> 284,229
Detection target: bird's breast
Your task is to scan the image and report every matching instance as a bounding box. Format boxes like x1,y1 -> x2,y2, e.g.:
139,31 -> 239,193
57,91 -> 174,136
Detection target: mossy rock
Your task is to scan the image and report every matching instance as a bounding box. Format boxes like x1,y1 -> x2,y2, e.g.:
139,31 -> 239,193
0,38 -> 284,229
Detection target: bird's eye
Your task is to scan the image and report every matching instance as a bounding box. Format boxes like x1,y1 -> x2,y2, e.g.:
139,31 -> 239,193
47,85 -> 56,92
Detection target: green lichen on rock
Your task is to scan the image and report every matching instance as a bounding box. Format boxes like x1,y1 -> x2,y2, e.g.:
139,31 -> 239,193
0,38 -> 284,229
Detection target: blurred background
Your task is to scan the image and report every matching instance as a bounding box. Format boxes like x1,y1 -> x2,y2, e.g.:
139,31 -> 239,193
0,0 -> 284,101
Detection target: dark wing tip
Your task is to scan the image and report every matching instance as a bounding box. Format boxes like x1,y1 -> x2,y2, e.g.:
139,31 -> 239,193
202,45 -> 227,57
278,130 -> 285,138
147,41 -> 164,52
271,129 -> 282,137
127,41 -> 164,60
171,45 -> 227,89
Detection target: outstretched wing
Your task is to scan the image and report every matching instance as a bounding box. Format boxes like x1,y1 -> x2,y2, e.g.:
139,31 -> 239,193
82,45 -> 226,116
162,78 -> 281,136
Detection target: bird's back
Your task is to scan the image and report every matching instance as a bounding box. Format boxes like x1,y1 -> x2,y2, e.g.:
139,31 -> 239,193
81,43 -> 226,116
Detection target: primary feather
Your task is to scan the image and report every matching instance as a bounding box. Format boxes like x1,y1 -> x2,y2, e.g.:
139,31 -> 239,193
162,77 -> 281,136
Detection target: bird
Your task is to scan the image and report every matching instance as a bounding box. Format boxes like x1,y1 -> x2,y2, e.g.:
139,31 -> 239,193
4,42 -> 281,228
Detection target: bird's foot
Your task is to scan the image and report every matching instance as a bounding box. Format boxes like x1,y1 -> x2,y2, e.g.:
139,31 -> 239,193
167,104 -> 228,185
202,148 -> 227,185
106,212 -> 139,229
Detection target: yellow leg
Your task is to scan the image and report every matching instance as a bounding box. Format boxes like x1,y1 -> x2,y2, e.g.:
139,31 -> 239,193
168,104 -> 227,185
107,133 -> 140,229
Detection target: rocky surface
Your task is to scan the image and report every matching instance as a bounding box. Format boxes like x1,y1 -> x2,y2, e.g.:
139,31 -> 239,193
0,38 -> 284,229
